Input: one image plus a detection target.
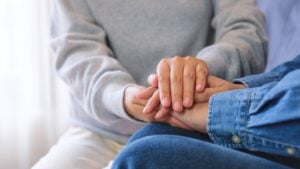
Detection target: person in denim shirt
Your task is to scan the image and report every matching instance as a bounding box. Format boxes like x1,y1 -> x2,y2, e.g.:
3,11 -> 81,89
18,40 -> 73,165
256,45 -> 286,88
112,55 -> 300,169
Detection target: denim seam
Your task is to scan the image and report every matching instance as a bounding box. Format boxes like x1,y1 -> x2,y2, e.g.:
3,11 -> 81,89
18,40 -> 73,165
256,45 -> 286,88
245,133 -> 300,157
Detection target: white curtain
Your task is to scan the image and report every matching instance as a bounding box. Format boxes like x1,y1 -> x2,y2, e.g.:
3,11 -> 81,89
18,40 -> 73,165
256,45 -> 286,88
0,0 -> 70,168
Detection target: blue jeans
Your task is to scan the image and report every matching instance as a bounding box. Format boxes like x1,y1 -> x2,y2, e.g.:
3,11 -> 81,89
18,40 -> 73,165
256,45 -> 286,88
113,123 -> 299,169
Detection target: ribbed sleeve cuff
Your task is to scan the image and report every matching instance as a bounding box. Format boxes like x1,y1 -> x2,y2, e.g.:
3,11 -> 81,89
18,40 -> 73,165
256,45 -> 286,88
93,77 -> 146,125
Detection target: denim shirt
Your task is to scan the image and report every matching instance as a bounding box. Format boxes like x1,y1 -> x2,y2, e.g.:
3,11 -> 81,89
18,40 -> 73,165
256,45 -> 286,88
208,55 -> 300,158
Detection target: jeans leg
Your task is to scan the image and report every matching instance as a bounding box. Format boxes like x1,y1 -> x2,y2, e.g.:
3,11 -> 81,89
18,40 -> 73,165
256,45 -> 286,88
127,123 -> 211,144
113,135 -> 290,169
126,123 -> 299,168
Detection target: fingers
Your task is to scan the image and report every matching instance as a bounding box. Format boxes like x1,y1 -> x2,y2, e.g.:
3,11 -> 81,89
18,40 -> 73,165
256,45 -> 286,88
194,87 -> 225,102
170,57 -> 184,112
183,59 -> 196,108
155,106 -> 170,119
157,59 -> 171,108
143,90 -> 160,114
147,74 -> 158,88
195,63 -> 208,92
156,57 -> 209,111
136,86 -> 157,100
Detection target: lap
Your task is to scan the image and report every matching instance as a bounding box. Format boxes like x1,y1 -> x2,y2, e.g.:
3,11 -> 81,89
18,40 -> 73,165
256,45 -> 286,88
113,123 -> 291,169
127,123 -> 211,144
32,126 -> 123,169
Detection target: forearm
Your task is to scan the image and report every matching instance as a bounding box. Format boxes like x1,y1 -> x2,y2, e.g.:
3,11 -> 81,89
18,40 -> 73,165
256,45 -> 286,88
198,0 -> 267,81
207,70 -> 300,157
52,0 -> 139,122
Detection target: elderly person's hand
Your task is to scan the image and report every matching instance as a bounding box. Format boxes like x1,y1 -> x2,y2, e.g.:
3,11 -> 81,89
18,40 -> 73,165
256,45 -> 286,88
149,56 -> 209,113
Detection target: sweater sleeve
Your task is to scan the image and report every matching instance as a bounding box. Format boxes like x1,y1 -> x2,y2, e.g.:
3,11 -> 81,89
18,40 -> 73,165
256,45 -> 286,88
233,55 -> 300,88
51,0 -> 141,123
197,0 -> 268,81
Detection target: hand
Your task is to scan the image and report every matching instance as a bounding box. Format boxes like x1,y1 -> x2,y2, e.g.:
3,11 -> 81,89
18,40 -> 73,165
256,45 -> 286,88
124,85 -> 191,129
137,75 -> 245,119
124,85 -> 150,122
170,102 -> 209,133
194,76 -> 245,102
155,56 -> 209,112
136,86 -> 172,119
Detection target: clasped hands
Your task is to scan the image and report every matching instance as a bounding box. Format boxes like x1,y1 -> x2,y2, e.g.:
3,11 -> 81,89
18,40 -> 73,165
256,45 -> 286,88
124,56 -> 244,133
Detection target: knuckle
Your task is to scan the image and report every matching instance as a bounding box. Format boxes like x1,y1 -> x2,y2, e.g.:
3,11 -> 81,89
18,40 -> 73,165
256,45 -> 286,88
184,72 -> 195,80
197,69 -> 208,76
172,93 -> 182,100
161,90 -> 169,97
172,56 -> 182,64
171,75 -> 182,83
158,58 -> 169,67
185,56 -> 194,63
199,61 -> 208,68
158,75 -> 168,82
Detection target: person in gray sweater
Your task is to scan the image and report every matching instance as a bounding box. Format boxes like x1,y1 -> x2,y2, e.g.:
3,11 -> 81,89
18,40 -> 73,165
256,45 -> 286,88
33,0 -> 267,168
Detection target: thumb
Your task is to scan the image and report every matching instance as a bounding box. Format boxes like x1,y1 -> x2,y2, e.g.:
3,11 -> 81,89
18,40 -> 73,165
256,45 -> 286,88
136,86 -> 157,100
147,74 -> 158,88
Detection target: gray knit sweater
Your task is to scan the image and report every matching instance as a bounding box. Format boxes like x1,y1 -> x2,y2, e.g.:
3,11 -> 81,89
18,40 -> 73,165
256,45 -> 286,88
51,0 -> 267,143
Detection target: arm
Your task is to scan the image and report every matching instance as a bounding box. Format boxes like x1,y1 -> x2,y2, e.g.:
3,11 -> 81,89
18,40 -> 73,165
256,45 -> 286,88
170,57 -> 300,157
142,0 -> 267,115
194,55 -> 300,101
208,69 -> 300,157
198,0 -> 267,81
51,0 -> 140,124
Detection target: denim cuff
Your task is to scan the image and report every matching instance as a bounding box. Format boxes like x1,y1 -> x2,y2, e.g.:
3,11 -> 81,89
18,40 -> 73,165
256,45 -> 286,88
207,89 -> 253,149
233,72 -> 281,88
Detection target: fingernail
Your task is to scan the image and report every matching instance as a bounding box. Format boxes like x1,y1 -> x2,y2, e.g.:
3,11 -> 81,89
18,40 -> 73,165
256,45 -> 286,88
197,84 -> 204,92
162,98 -> 170,107
183,97 -> 192,107
173,101 -> 182,112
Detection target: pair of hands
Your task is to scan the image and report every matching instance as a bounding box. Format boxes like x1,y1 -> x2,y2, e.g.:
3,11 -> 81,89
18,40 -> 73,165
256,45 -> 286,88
124,56 -> 244,133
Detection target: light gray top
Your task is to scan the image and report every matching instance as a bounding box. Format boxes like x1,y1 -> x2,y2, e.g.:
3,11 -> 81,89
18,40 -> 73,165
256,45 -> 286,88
51,0 -> 267,143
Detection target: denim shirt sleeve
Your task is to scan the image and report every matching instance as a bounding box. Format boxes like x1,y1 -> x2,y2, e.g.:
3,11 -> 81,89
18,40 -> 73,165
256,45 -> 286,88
233,55 -> 300,88
207,68 -> 300,157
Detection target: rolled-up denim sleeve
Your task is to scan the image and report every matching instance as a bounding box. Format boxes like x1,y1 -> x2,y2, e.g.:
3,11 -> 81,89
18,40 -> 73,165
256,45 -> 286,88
208,70 -> 300,157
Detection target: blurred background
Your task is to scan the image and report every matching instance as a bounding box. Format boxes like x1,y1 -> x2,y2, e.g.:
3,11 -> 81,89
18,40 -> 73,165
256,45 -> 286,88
0,1 -> 70,168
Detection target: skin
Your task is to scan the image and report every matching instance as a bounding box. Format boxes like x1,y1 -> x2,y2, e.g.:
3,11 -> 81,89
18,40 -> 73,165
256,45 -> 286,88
124,85 -> 192,130
171,102 -> 209,133
136,76 -> 245,132
156,56 -> 209,112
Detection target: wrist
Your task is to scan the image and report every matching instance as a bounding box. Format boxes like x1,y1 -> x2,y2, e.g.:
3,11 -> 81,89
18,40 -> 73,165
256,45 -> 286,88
124,85 -> 149,122
234,84 -> 246,89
